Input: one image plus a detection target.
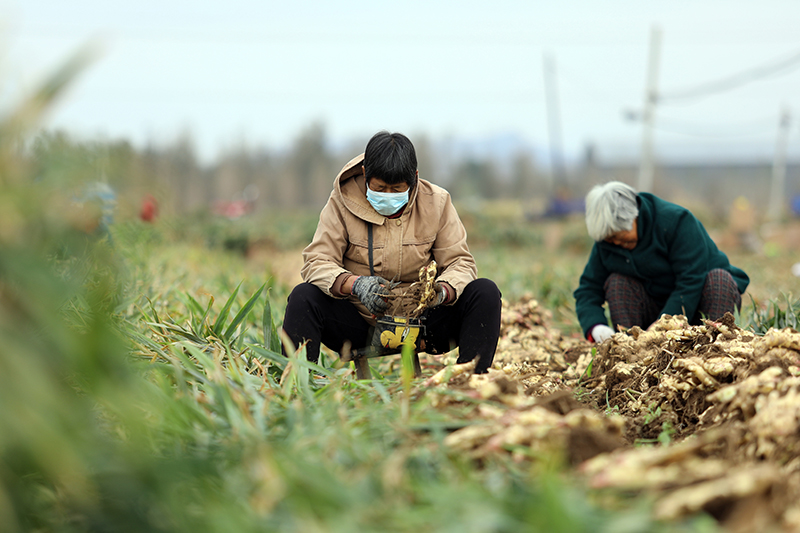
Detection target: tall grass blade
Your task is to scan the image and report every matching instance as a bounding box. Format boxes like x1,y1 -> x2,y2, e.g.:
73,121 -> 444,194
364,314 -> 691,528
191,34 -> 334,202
185,293 -> 206,320
223,283 -> 265,341
401,342 -> 415,392
786,293 -> 797,329
181,343 -> 217,376
249,345 -> 288,371
143,297 -> 164,333
168,345 -> 209,384
147,322 -> 206,344
184,293 -> 214,334
200,294 -> 215,333
212,281 -> 241,335
370,381 -> 391,405
262,289 -> 282,353
400,342 -> 415,422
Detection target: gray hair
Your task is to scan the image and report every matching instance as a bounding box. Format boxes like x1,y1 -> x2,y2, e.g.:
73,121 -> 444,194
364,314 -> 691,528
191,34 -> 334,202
585,181 -> 639,242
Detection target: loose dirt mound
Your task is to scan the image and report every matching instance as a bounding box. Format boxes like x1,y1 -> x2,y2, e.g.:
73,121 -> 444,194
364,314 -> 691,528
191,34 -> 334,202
424,296 -> 800,530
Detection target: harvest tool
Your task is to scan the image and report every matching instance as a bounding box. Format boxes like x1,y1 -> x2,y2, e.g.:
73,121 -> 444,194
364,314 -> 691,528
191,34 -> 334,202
341,315 -> 425,379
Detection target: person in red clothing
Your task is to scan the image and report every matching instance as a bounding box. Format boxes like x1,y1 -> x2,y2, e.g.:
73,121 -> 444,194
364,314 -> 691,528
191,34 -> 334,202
140,194 -> 158,222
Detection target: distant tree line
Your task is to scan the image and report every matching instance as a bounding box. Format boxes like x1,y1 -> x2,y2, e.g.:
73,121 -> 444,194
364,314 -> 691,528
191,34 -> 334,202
26,124 -> 551,219
26,124 -> 797,222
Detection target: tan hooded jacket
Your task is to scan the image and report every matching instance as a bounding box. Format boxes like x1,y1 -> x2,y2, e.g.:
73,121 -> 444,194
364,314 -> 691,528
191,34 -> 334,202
301,153 -> 478,322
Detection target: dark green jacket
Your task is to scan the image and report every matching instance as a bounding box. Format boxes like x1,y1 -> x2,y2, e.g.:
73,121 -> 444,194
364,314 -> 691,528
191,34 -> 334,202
574,192 -> 749,337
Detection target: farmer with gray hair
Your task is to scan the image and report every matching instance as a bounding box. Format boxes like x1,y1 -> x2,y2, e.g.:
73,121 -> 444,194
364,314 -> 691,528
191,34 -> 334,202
574,181 -> 749,343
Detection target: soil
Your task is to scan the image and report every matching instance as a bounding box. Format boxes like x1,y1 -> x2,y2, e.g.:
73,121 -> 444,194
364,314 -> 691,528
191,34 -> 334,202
418,295 -> 800,530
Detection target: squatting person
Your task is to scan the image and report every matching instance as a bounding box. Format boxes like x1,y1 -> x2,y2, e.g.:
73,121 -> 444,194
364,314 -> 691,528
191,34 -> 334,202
574,181 -> 749,343
281,131 -> 502,374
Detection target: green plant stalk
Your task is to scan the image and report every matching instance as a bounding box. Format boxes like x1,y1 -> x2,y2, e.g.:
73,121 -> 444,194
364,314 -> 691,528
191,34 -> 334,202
262,288 -> 282,353
400,342 -> 415,422
213,281 -> 242,335
223,282 -> 265,341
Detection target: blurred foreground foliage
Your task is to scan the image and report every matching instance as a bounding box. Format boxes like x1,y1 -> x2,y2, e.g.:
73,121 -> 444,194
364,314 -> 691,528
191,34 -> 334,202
0,51 -> 707,533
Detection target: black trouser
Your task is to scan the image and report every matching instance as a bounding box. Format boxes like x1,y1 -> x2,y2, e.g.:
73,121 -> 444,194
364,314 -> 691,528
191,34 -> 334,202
281,278 -> 502,373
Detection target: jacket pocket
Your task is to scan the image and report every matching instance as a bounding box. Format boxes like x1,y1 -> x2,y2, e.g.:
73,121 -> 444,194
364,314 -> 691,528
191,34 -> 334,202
345,240 -> 385,273
345,242 -> 368,267
402,235 -> 436,273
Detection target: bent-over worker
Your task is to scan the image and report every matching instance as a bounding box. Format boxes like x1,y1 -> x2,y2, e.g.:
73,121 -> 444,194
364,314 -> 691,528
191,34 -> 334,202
574,181 -> 749,343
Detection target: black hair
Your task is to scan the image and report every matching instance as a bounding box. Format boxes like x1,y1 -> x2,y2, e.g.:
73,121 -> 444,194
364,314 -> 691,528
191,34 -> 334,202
363,131 -> 417,186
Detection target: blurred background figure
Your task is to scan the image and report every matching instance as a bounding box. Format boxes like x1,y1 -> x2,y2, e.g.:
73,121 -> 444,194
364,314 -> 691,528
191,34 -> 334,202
213,185 -> 259,220
792,195 -> 800,218
139,193 -> 159,222
543,187 -> 585,219
71,181 -> 116,238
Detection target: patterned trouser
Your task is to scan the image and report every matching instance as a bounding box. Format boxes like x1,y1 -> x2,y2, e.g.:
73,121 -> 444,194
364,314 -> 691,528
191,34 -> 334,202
603,269 -> 742,329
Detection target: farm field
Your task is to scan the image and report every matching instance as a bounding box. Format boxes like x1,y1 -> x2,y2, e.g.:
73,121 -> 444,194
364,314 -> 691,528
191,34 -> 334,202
5,41 -> 800,533
5,202 -> 799,532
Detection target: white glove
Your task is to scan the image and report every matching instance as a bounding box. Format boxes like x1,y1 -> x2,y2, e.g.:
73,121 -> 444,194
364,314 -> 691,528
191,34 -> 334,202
591,324 -> 615,343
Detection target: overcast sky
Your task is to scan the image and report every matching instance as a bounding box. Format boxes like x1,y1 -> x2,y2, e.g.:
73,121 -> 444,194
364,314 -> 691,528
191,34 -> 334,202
2,0 -> 800,164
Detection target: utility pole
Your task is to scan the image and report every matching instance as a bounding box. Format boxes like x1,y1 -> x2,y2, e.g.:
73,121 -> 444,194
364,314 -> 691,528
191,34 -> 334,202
543,51 -> 565,192
637,25 -> 662,193
766,106 -> 791,222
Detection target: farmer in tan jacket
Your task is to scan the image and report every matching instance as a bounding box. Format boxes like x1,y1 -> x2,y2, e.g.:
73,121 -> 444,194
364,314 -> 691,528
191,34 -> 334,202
282,131 -> 501,374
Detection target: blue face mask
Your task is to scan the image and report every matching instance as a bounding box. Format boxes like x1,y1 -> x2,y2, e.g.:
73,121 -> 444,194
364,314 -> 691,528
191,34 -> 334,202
366,188 -> 409,216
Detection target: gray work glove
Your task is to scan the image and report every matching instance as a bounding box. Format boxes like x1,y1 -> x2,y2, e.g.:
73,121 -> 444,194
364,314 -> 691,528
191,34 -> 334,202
591,324 -> 615,343
351,275 -> 392,315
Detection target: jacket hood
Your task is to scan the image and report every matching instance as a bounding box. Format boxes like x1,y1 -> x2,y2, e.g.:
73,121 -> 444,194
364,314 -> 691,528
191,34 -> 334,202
334,153 -> 420,225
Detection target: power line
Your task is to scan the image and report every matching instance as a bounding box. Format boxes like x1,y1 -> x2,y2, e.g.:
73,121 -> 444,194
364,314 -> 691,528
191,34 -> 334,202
659,49 -> 800,105
652,121 -> 775,139
626,112 -> 778,139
